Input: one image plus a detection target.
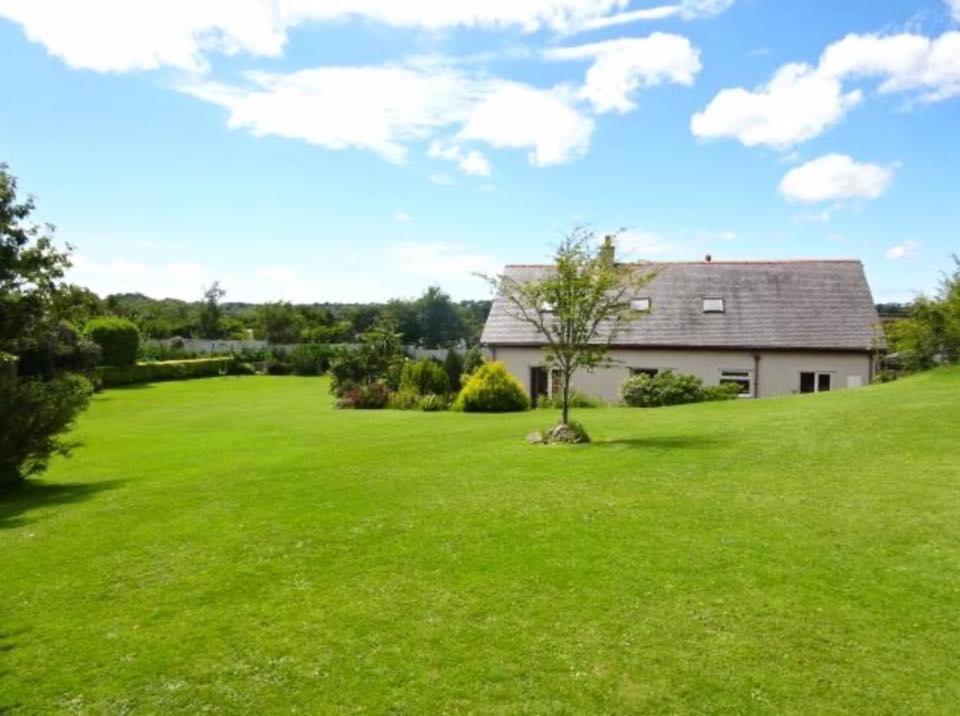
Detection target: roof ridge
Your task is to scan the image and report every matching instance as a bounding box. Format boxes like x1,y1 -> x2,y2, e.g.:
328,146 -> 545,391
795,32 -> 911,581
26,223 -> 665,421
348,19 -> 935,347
504,259 -> 864,267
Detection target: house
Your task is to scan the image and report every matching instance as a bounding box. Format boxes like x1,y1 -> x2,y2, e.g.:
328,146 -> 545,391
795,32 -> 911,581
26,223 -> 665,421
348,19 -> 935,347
480,251 -> 884,404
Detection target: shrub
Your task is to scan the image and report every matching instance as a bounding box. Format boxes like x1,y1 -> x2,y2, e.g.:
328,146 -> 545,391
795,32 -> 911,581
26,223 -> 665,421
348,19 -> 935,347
400,358 -> 450,396
290,344 -> 332,376
84,317 -> 140,366
621,371 -> 707,408
442,349 -> 464,391
703,382 -> 742,402
463,346 -> 486,375
536,389 -> 602,409
418,393 -> 448,412
386,388 -> 420,410
336,380 -> 390,409
1,372 -> 93,487
454,361 -> 529,412
100,358 -> 235,387
264,358 -> 293,376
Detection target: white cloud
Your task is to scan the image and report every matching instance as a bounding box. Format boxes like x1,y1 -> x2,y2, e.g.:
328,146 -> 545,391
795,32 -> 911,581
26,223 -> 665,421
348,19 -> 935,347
69,255 -> 217,299
459,150 -> 493,176
183,65 -> 476,163
546,34 -> 701,113
458,82 -> 593,165
0,0 -> 642,73
609,230 -> 674,258
779,154 -> 895,203
692,31 -> 960,147
885,240 -> 920,260
385,242 -> 501,277
427,141 -> 492,176
949,0 -> 960,22
819,32 -> 960,102
691,63 -> 862,147
184,62 -> 592,167
392,212 -> 413,222
565,0 -> 734,34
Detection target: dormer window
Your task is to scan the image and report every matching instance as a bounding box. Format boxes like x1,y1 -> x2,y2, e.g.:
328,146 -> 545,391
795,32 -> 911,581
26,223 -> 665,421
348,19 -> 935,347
702,298 -> 725,313
631,297 -> 651,312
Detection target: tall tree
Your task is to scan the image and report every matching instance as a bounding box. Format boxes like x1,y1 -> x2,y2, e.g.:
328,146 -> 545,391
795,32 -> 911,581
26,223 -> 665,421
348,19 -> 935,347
198,281 -> 226,339
416,285 -> 464,348
1,163 -> 94,488
486,228 -> 654,427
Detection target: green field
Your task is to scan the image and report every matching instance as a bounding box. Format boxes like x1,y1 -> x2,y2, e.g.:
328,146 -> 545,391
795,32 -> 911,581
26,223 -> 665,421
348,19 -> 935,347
2,369 -> 959,713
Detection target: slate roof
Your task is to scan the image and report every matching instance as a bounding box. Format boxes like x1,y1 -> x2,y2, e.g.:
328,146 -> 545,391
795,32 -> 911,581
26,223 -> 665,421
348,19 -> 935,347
481,260 -> 883,351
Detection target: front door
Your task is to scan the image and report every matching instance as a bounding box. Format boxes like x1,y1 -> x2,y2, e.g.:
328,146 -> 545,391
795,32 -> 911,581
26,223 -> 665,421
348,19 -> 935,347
530,367 -> 549,407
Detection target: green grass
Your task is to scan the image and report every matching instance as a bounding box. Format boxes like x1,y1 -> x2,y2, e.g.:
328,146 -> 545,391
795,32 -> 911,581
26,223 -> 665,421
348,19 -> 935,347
2,369 -> 960,713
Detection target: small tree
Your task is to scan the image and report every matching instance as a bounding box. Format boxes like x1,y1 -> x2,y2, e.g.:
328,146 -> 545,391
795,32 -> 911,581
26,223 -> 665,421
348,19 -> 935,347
199,281 -> 226,339
442,348 -> 464,391
1,163 -> 93,488
485,228 -> 654,428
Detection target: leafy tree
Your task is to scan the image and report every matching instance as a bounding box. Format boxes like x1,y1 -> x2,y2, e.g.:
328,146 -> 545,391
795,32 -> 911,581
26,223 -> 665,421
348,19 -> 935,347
0,163 -> 93,488
199,281 -> 226,339
383,298 -> 422,344
256,301 -> 304,344
51,284 -> 104,327
416,286 -> 464,348
463,345 -> 486,375
485,228 -> 654,427
442,348 -> 464,391
329,318 -> 405,393
889,256 -> 960,371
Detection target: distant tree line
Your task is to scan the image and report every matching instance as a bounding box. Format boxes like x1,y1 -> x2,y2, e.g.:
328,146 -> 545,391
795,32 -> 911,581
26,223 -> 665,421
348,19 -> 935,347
59,283 -> 491,347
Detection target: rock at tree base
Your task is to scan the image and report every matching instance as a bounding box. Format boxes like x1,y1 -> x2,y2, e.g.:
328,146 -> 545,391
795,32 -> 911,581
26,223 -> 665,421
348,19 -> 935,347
544,423 -> 590,444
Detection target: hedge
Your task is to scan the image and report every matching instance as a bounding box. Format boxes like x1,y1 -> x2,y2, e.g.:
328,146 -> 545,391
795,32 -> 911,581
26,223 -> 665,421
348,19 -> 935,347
100,358 -> 235,387
84,317 -> 140,367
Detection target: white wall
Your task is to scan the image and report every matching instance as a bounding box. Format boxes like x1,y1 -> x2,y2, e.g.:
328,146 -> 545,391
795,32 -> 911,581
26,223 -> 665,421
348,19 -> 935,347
491,346 -> 873,401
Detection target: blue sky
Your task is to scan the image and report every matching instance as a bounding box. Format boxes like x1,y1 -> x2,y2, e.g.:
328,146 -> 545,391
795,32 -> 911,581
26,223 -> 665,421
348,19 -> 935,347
1,0 -> 958,303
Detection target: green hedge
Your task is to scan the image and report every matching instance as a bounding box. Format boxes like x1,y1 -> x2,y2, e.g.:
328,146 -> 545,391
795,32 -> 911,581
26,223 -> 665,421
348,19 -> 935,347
84,317 -> 140,366
100,358 -> 235,387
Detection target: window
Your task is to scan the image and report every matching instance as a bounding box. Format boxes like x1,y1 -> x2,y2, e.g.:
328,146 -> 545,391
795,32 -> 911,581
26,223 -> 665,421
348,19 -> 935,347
631,297 -> 651,312
630,367 -> 660,378
800,371 -> 832,394
720,370 -> 752,397
703,297 -> 725,313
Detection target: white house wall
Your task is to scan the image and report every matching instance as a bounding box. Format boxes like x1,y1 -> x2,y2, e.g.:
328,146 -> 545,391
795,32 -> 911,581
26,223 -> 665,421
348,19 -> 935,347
490,346 -> 873,401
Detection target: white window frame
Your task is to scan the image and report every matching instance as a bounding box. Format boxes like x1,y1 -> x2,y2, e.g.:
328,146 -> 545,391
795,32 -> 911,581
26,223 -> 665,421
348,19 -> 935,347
719,369 -> 753,398
703,297 -> 725,313
631,297 -> 651,312
800,371 -> 833,393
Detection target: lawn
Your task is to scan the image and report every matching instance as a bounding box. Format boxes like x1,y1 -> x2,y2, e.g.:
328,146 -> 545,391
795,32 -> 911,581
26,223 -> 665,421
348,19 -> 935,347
2,369 -> 959,713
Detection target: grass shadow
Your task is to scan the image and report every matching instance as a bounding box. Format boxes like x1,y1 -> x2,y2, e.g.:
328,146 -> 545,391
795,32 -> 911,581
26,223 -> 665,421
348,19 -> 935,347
592,435 -> 722,450
0,479 -> 125,530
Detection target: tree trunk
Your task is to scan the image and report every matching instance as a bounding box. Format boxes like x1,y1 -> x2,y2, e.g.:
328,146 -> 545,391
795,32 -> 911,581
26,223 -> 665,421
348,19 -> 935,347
562,367 -> 571,426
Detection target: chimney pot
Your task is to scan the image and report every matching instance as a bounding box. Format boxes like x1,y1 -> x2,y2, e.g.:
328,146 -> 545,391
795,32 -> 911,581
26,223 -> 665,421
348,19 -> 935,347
600,235 -> 615,266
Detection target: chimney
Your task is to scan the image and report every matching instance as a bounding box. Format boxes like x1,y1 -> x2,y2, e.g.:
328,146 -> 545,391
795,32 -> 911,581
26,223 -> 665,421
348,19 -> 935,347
705,253 -> 712,262
600,235 -> 616,267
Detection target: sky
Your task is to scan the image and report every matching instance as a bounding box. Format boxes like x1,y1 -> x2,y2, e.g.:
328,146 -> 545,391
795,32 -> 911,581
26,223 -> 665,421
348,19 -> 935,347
1,0 -> 958,304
